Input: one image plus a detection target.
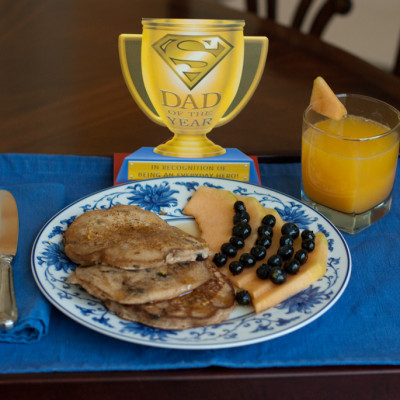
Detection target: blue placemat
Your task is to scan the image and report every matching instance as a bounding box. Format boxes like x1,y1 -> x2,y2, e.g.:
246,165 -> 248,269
1,153 -> 400,373
0,183 -> 65,343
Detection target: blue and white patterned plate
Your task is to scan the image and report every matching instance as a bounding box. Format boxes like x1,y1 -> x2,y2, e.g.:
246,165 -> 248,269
31,177 -> 351,350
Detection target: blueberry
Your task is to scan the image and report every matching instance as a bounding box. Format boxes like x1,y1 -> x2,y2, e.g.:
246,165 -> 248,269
256,263 -> 273,280
257,224 -> 273,237
235,290 -> 252,306
294,249 -> 308,265
284,259 -> 301,275
221,242 -> 237,258
232,221 -> 252,239
250,245 -> 267,261
301,230 -> 315,241
239,253 -> 256,268
267,254 -> 283,268
229,236 -> 245,249
270,267 -> 287,284
229,261 -> 244,276
279,234 -> 294,247
277,244 -> 294,260
213,253 -> 227,267
233,211 -> 250,224
234,201 -> 246,213
261,214 -> 276,227
302,239 -> 315,252
281,222 -> 300,239
255,235 -> 272,249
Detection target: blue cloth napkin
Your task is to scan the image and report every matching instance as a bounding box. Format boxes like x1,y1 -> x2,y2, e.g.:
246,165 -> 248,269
0,183 -> 66,343
1,154 -> 400,373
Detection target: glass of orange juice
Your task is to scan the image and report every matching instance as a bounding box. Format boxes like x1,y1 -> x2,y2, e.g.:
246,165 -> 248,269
301,94 -> 400,234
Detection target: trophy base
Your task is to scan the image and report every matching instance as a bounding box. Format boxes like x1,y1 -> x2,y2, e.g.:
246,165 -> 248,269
115,147 -> 260,185
153,134 -> 226,158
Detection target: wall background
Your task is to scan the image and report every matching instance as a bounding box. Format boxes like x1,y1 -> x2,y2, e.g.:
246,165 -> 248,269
208,0 -> 400,72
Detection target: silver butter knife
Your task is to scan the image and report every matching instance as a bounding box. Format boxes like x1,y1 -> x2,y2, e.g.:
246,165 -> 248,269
0,190 -> 19,331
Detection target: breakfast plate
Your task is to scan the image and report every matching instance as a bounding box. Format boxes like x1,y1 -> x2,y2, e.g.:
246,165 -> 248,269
31,177 -> 351,349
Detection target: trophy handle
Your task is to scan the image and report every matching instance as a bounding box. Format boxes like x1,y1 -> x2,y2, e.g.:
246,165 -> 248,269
119,34 -> 166,127
216,36 -> 269,127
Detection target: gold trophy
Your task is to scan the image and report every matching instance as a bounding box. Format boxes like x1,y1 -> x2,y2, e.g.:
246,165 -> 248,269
116,19 -> 268,183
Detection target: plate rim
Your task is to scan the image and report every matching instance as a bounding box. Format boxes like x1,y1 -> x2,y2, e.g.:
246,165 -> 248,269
31,177 -> 352,350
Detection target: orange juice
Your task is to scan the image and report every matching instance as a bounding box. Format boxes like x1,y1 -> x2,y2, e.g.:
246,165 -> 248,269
302,115 -> 399,214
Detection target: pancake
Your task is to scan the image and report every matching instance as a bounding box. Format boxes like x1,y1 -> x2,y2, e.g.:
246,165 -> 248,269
67,260 -> 212,304
64,204 -> 210,269
103,267 -> 235,330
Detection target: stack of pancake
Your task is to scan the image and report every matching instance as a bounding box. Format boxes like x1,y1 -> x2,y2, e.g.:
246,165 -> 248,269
64,205 -> 235,330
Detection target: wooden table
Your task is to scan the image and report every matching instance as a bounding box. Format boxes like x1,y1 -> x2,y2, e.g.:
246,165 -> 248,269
1,0 -> 399,158
1,1 -> 400,399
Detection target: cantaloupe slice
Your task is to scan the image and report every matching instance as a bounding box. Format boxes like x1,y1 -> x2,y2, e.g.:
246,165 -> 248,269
220,195 -> 284,288
242,232 -> 327,313
310,76 -> 347,120
183,186 -> 237,253
219,195 -> 284,278
235,195 -> 283,256
184,187 -> 328,314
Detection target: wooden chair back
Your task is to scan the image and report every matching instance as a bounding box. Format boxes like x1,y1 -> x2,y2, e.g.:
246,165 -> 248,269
246,0 -> 352,37
394,38 -> 400,76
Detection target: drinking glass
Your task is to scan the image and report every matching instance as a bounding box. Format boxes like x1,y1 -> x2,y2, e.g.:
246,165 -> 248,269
301,94 -> 400,234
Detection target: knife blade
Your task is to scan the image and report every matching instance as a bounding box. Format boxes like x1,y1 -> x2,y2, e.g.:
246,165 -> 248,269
0,190 -> 19,331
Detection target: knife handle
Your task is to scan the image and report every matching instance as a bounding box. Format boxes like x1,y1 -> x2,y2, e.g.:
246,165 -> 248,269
0,257 -> 18,331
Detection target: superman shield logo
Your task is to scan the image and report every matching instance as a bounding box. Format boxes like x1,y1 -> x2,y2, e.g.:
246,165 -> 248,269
152,34 -> 234,90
